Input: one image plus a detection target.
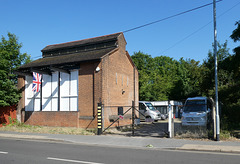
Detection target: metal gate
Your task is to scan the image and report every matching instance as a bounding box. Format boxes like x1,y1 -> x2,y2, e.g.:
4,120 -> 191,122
97,99 -> 216,140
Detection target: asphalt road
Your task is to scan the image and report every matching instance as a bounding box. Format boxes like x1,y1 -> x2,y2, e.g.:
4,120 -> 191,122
0,138 -> 239,164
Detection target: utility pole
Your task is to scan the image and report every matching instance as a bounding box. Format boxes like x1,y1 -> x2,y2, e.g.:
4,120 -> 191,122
213,0 -> 220,141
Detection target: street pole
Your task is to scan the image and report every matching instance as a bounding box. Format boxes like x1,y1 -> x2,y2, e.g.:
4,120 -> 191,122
213,0 -> 220,141
168,100 -> 172,138
132,100 -> 135,136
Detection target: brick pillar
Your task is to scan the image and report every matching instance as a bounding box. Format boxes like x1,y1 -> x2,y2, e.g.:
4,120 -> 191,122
17,76 -> 25,123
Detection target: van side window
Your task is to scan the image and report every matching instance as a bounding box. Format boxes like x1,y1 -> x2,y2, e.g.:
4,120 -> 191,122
140,103 -> 146,112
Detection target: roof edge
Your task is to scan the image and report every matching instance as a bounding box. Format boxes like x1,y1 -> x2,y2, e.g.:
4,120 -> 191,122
41,32 -> 122,52
126,51 -> 139,72
100,47 -> 119,59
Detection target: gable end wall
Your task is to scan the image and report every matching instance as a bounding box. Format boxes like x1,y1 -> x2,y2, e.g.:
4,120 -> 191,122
101,43 -> 138,128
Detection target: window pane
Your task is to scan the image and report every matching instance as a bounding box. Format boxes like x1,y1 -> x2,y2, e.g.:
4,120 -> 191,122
42,74 -> 52,111
70,70 -> 78,111
52,72 -> 59,111
25,76 -> 34,111
60,72 -> 70,111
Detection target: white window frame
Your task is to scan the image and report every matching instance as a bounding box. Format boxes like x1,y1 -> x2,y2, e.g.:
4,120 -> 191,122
25,70 -> 78,112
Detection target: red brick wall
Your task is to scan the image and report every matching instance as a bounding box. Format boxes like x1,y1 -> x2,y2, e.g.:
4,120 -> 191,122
101,34 -> 139,128
17,76 -> 25,123
79,118 -> 97,129
78,61 -> 102,128
17,33 -> 138,129
24,111 -> 78,127
78,62 -> 95,117
0,105 -> 17,127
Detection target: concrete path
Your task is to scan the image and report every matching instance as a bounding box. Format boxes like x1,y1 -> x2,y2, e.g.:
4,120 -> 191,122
0,131 -> 239,154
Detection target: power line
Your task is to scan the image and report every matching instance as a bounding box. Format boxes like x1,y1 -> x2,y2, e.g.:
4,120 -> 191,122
123,0 -> 223,33
160,0 -> 240,54
161,22 -> 212,54
31,55 -> 42,60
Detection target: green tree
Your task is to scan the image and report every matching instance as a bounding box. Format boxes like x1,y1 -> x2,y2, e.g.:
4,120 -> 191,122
220,20 -> 240,129
132,52 -> 181,101
170,58 -> 204,100
131,51 -> 156,101
230,21 -> 240,43
153,56 -> 179,100
0,32 -> 31,106
230,20 -> 240,79
132,51 -> 205,101
201,41 -> 231,97
201,21 -> 240,129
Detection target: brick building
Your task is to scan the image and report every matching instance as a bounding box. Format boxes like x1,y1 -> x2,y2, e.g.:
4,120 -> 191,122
16,32 -> 138,128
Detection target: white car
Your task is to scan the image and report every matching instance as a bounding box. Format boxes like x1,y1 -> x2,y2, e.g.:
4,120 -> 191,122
139,101 -> 162,122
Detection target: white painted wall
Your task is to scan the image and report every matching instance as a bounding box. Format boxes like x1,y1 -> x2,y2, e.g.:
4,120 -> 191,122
25,70 -> 78,112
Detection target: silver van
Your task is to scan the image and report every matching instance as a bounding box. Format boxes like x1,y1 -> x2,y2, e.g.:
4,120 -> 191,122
181,97 -> 212,126
139,101 -> 162,122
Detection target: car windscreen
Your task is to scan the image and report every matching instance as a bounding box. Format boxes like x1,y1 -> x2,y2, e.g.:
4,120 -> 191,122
145,103 -> 157,111
156,106 -> 167,114
183,100 -> 206,113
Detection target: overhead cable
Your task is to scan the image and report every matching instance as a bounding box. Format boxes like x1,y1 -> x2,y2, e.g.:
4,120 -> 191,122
123,0 -> 223,33
160,0 -> 240,54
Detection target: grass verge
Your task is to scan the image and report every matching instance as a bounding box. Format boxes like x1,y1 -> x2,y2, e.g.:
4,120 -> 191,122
0,117 -> 96,135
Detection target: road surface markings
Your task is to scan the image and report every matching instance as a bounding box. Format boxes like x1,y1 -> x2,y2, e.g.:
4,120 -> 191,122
47,157 -> 104,164
0,151 -> 8,154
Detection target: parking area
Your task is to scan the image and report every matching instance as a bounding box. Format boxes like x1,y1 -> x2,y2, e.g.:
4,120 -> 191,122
106,118 -> 209,139
132,119 -> 183,138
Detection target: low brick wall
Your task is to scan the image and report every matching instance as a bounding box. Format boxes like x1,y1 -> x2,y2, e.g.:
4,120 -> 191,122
0,105 -> 17,127
79,117 -> 97,129
24,111 -> 79,127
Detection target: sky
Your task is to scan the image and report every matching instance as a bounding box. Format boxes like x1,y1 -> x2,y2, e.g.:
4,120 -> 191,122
0,0 -> 240,63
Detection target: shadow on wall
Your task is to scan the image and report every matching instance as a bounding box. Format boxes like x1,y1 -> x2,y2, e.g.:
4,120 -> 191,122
0,105 -> 17,126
